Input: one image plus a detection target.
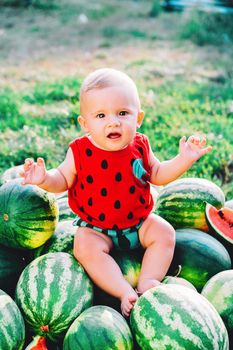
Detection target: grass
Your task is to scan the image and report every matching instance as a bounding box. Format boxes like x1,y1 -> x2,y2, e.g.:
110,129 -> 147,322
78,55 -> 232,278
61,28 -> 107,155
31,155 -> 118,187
0,0 -> 233,200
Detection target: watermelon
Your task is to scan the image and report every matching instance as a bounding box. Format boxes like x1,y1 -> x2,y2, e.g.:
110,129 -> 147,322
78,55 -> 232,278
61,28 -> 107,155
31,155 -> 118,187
225,200 -> 233,210
15,252 -> 93,342
112,248 -> 143,288
94,248 -> 143,311
56,196 -> 76,221
0,289 -> 25,350
33,220 -> 76,258
0,244 -> 27,295
130,284 -> 229,350
168,228 -> 232,291
0,164 -> 23,184
201,270 -> 233,334
0,179 -> 58,249
25,336 -> 47,350
155,178 -> 225,230
162,275 -> 197,291
206,203 -> 233,245
63,305 -> 133,350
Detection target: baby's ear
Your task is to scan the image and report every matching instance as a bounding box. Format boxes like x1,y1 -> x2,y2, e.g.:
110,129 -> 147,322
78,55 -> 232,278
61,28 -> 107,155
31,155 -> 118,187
78,115 -> 89,132
136,110 -> 144,128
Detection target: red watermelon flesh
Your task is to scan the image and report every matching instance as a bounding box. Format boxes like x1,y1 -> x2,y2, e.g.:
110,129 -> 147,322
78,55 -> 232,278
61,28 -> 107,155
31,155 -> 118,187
25,336 -> 47,350
206,203 -> 233,243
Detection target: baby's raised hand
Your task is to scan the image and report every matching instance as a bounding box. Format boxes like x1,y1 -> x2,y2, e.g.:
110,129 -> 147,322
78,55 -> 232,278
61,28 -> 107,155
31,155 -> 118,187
20,158 -> 47,186
179,135 -> 212,162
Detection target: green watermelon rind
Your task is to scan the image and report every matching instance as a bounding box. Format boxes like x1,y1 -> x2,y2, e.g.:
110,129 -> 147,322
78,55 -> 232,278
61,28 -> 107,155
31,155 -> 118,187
15,252 -> 93,342
155,178 -> 225,230
0,289 -> 25,350
169,228 -> 231,291
0,180 -> 59,249
33,220 -> 76,259
63,305 -> 133,350
130,284 -> 229,350
201,270 -> 233,332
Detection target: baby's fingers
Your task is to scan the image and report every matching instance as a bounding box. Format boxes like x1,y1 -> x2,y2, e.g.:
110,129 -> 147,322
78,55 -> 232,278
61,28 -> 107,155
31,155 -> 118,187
37,157 -> 45,167
23,158 -> 34,171
188,135 -> 201,145
200,145 -> 212,156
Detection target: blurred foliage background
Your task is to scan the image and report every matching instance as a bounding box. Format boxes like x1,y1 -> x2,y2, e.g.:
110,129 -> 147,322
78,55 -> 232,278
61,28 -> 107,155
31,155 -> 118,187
0,0 -> 233,199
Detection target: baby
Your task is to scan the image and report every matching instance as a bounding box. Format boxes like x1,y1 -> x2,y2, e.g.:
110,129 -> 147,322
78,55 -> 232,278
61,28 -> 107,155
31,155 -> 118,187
21,68 -> 212,316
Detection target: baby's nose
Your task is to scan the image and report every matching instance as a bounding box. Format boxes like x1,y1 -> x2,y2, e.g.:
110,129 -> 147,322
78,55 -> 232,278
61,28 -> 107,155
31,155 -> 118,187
108,115 -> 120,126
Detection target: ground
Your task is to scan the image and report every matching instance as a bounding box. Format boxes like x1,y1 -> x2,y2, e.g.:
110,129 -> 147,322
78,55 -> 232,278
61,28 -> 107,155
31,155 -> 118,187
0,0 -> 232,89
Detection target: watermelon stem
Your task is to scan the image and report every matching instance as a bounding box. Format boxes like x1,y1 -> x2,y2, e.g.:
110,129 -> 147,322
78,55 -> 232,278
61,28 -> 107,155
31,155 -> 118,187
40,325 -> 49,333
3,213 -> 9,221
174,265 -> 182,277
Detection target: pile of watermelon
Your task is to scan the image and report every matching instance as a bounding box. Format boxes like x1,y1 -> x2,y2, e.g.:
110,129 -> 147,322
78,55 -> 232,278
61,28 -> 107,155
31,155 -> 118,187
0,165 -> 232,349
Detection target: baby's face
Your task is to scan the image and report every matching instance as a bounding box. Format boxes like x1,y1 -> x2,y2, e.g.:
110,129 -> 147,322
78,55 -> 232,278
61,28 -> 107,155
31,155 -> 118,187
78,84 -> 144,151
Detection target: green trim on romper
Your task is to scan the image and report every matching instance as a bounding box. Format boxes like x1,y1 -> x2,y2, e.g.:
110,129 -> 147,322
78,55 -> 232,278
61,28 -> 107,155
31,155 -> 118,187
73,216 -> 143,251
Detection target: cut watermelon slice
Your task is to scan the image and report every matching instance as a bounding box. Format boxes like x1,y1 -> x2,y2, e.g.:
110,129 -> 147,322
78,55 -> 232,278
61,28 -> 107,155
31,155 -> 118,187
206,203 -> 233,244
25,336 -> 47,350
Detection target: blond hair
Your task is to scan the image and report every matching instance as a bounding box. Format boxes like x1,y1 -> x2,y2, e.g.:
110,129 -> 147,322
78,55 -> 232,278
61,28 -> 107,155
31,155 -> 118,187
80,68 -> 141,113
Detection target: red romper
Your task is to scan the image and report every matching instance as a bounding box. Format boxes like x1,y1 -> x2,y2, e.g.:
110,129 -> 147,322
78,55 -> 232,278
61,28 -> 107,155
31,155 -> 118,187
68,132 -> 154,250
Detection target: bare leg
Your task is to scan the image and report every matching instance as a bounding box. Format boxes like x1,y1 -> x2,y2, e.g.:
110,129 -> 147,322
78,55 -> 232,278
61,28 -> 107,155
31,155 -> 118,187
74,227 -> 138,316
137,213 -> 175,294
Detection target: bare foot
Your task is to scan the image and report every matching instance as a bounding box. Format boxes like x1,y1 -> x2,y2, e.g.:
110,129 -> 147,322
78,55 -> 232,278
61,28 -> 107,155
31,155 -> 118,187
120,291 -> 138,317
136,278 -> 160,295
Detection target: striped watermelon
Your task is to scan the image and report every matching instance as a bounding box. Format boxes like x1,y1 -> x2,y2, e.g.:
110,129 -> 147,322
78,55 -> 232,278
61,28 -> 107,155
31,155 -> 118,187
57,196 -> 76,221
0,244 -> 27,295
0,289 -> 25,350
130,284 -> 229,349
155,178 -> 225,230
0,164 -> 23,184
0,180 -> 58,249
168,229 -> 231,291
225,200 -> 233,210
15,252 -> 93,342
63,305 -> 133,350
201,270 -> 233,334
33,220 -> 76,258
162,276 -> 197,291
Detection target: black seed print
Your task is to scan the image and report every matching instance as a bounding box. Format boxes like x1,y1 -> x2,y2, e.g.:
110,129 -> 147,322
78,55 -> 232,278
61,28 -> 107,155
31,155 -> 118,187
140,196 -> 146,204
99,213 -> 105,221
87,215 -> 93,222
138,147 -> 143,155
112,224 -> 119,230
88,197 -> 93,206
79,206 -> 84,212
129,185 -> 135,194
115,172 -> 122,182
86,148 -> 92,156
86,175 -> 93,184
74,189 -> 77,197
114,200 -> 121,209
128,212 -> 133,219
101,160 -> 108,169
80,183 -> 84,190
101,188 -> 107,196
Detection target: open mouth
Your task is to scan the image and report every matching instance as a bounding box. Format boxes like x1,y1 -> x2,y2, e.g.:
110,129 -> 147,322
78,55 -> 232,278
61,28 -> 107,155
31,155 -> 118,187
107,132 -> 121,139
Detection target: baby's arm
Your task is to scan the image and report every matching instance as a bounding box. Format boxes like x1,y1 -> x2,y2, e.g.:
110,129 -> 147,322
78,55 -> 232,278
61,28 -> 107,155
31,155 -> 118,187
149,135 -> 212,186
20,148 -> 76,193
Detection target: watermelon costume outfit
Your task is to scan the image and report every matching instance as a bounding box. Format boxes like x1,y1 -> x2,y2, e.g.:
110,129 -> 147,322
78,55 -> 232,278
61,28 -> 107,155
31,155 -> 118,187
69,132 -> 154,250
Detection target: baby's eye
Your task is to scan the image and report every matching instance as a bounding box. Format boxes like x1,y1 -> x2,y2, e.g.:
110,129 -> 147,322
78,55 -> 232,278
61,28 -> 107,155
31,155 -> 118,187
96,113 -> 105,119
119,111 -> 128,116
